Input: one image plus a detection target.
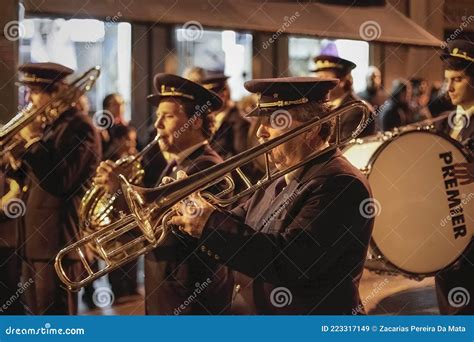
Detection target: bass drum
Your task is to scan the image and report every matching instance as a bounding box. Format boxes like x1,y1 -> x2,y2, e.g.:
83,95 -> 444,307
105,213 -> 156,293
343,130 -> 474,278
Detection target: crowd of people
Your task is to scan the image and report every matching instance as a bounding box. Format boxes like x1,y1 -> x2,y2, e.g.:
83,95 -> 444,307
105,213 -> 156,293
0,38 -> 472,316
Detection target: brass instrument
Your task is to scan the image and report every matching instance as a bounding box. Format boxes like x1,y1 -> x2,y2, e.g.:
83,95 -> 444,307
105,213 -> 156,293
79,136 -> 158,259
55,100 -> 370,291
1,66 -> 100,215
0,66 -> 101,167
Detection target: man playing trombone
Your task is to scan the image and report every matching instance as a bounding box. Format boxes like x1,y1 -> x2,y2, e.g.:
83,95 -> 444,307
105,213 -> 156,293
94,74 -> 234,314
169,77 -> 375,314
6,63 -> 102,314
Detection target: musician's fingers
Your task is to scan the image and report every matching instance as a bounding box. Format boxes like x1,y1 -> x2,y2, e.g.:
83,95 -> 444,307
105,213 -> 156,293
169,215 -> 186,227
97,161 -> 113,174
104,160 -> 116,168
161,176 -> 175,185
93,175 -> 104,184
93,175 -> 108,186
176,170 -> 188,180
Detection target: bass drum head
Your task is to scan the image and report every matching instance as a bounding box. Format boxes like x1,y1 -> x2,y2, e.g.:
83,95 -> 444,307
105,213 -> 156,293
368,131 -> 474,276
342,137 -> 384,171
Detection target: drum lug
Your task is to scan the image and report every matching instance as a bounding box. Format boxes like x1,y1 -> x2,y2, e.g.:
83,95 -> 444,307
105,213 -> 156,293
361,166 -> 371,175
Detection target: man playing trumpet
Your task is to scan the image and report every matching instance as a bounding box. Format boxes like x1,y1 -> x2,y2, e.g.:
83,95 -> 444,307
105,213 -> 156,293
169,77 -> 375,314
94,74 -> 234,314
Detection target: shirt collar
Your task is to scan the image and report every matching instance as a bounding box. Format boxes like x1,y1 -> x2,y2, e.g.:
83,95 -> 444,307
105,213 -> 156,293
457,104 -> 474,117
329,91 -> 351,109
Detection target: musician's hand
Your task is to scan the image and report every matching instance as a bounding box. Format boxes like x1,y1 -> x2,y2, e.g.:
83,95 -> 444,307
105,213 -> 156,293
169,170 -> 215,238
19,116 -> 43,147
93,160 -> 121,194
160,176 -> 175,186
453,162 -> 474,185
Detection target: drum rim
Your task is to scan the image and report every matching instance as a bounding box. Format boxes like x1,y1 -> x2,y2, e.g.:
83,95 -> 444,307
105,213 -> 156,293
364,129 -> 472,278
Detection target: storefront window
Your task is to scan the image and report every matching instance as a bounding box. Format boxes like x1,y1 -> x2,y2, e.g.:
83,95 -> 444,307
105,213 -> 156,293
174,27 -> 253,100
289,37 -> 370,92
19,17 -> 132,119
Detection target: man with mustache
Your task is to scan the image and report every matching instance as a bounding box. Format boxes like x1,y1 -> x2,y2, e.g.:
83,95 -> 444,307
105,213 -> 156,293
169,77 -> 374,314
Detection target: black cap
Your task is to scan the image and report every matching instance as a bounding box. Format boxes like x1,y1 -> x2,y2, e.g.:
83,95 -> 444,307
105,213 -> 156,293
311,55 -> 356,75
18,62 -> 73,88
147,73 -> 223,112
201,74 -> 229,93
244,77 -> 338,117
441,39 -> 474,69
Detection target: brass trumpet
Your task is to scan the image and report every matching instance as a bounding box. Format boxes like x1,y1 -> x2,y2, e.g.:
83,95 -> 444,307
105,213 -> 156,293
55,100 -> 370,291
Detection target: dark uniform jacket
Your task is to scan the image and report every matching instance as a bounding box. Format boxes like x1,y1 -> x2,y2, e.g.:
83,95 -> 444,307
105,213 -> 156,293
210,105 -> 250,160
145,143 -> 233,315
197,149 -> 374,315
141,142 -> 167,188
16,108 -> 101,260
210,104 -> 262,197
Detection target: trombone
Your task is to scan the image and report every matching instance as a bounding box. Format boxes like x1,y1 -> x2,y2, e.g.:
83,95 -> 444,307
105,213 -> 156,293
1,66 -> 100,216
55,100 -> 370,291
1,66 -> 101,166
